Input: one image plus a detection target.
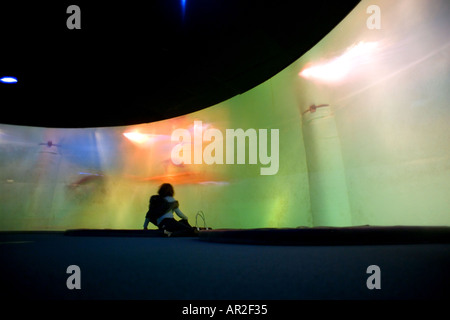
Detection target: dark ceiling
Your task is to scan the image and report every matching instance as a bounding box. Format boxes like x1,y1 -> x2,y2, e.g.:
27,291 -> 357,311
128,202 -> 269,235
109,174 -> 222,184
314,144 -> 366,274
0,0 -> 360,128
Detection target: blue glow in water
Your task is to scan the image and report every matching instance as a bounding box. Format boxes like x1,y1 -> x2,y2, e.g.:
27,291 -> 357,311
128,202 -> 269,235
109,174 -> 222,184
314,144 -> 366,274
0,76 -> 18,83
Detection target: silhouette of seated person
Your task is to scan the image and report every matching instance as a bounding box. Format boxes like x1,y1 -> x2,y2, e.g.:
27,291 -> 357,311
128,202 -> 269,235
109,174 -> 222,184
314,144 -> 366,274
143,183 -> 196,236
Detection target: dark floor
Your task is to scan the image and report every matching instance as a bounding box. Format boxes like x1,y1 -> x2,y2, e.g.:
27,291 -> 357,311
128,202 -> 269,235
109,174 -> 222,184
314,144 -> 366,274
0,232 -> 449,300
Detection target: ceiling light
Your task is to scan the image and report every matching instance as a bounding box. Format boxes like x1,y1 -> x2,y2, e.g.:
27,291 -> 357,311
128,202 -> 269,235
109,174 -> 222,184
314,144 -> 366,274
299,41 -> 379,82
0,76 -> 18,83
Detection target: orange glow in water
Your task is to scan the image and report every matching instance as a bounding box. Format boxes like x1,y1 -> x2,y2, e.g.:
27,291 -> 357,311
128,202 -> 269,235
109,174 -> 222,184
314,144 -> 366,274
122,121 -> 228,185
131,171 -> 223,185
123,131 -> 160,145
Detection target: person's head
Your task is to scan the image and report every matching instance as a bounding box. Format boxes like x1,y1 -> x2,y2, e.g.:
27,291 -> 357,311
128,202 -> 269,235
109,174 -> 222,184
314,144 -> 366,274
158,183 -> 174,197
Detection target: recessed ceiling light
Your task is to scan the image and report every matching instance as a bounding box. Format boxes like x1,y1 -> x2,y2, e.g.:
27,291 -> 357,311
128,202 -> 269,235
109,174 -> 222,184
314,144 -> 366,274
0,76 -> 18,83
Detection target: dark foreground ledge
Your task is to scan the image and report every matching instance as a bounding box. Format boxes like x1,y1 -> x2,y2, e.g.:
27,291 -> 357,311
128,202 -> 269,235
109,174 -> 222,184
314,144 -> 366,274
64,229 -> 165,237
62,225 -> 450,245
198,226 -> 450,245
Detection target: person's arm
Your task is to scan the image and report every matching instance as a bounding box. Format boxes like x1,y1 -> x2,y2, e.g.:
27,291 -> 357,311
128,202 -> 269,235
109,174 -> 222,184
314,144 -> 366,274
174,207 -> 189,221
